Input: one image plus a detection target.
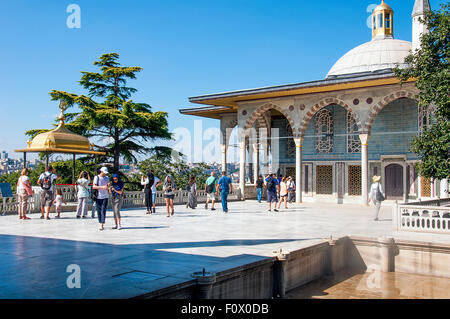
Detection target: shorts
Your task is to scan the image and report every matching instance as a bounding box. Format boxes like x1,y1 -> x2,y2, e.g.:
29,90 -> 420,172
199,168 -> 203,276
207,193 -> 215,201
267,191 -> 278,203
152,192 -> 157,205
40,190 -> 54,208
164,194 -> 175,200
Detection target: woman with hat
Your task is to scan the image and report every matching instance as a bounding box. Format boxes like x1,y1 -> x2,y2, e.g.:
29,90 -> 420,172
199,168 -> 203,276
368,175 -> 385,221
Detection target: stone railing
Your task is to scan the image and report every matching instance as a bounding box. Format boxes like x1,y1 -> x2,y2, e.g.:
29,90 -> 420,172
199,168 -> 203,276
395,199 -> 450,234
1,185 -> 242,215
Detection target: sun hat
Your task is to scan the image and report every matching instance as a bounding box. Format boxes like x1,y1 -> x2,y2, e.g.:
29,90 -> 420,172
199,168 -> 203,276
100,167 -> 109,174
373,176 -> 381,183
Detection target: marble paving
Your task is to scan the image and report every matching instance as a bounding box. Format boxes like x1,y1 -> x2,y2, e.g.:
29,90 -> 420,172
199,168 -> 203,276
0,200 -> 448,299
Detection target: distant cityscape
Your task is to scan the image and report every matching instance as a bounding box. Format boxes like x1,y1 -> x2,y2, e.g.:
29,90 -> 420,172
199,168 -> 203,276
0,150 -> 241,181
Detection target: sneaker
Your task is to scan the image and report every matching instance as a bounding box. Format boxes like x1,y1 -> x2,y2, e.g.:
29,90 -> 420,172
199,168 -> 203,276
40,216 -> 45,219
82,216 -> 87,219
99,225 -> 104,230
112,225 -> 118,230
55,215 -> 60,219
76,215 -> 81,219
274,209 -> 279,212
268,209 -> 271,212
117,225 -> 121,230
211,208 -> 216,211
46,216 -> 51,220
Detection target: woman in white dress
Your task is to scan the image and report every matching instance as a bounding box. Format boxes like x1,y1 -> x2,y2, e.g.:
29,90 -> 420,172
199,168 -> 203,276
368,175 -> 385,221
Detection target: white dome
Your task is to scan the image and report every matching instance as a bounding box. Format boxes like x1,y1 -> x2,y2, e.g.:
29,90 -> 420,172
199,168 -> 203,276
327,39 -> 412,77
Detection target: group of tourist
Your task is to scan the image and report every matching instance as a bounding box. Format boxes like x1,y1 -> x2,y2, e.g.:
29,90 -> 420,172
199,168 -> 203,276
254,173 -> 296,212
15,165 -> 235,230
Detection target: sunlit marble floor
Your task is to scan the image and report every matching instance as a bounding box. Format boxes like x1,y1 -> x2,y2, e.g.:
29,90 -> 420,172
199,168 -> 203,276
0,201 -> 448,298
285,270 -> 450,299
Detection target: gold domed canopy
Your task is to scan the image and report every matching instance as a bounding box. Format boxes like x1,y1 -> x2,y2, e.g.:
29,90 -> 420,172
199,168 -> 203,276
15,102 -> 105,156
374,0 -> 393,12
372,0 -> 394,40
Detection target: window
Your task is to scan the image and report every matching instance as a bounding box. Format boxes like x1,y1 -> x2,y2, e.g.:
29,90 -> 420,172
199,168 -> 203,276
347,111 -> 361,153
373,16 -> 377,29
315,109 -> 333,153
385,14 -> 391,28
286,123 -> 296,158
378,14 -> 383,28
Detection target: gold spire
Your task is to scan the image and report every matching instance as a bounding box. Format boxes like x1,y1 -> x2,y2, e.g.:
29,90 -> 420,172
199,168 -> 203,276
372,0 -> 394,40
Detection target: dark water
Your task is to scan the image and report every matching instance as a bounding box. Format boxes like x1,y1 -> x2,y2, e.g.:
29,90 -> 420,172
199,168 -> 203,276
285,270 -> 450,299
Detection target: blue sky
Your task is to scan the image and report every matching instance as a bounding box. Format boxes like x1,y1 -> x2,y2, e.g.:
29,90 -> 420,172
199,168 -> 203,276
0,0 -> 445,161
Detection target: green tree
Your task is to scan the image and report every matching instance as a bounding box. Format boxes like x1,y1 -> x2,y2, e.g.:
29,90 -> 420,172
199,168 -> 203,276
395,4 -> 449,180
27,53 -> 171,172
135,155 -> 211,191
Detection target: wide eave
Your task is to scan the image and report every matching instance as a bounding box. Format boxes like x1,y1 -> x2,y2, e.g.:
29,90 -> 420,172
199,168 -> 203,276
180,70 -> 416,119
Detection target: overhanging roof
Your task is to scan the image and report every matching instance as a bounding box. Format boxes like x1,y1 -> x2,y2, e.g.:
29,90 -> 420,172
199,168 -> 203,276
180,69 -> 415,118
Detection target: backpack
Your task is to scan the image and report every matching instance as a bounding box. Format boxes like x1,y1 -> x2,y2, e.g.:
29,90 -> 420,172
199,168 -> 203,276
376,183 -> 385,202
41,173 -> 52,191
90,176 -> 99,201
206,178 -> 216,193
266,177 -> 276,192
147,173 -> 155,190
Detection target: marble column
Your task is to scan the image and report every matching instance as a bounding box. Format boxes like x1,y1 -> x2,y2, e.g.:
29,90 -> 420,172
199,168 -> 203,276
295,137 -> 304,204
263,143 -> 269,175
253,143 -> 260,184
359,134 -> 370,206
403,164 -> 408,203
239,141 -> 246,200
221,144 -> 227,174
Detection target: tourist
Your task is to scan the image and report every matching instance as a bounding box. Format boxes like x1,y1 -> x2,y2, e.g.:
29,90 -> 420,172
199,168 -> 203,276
287,176 -> 296,203
368,175 -> 385,221
92,167 -> 110,230
255,175 -> 265,203
151,170 -> 162,214
53,188 -> 67,219
204,171 -> 218,211
276,175 -> 283,202
76,171 -> 90,219
141,171 -> 155,214
186,176 -> 198,209
277,176 -> 289,209
265,173 -> 279,212
218,171 -> 232,213
37,165 -> 59,220
163,175 -> 177,217
110,173 -> 124,230
16,168 -> 32,220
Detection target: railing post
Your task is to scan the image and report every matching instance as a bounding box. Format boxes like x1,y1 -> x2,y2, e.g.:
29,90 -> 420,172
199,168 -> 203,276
392,202 -> 399,230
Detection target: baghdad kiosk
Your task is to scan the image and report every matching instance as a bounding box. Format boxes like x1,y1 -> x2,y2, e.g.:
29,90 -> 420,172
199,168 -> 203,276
180,0 -> 449,205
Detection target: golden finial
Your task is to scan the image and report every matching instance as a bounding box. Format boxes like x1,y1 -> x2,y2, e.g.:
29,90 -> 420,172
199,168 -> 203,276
27,140 -> 32,148
58,100 -> 67,125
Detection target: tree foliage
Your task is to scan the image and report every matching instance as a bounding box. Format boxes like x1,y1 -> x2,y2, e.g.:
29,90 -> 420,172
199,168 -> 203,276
26,53 -> 172,172
395,4 -> 450,180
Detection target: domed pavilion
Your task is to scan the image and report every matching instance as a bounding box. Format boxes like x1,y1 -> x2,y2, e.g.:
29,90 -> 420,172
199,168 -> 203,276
180,0 -> 448,205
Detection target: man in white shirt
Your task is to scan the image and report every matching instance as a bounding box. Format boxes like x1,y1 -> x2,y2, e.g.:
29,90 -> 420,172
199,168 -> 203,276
37,165 -> 60,220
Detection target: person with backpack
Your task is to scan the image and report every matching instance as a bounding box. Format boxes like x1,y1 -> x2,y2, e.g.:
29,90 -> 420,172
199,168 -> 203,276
16,168 -> 33,220
92,167 -> 110,230
37,165 -> 59,220
76,171 -> 90,219
204,171 -> 218,211
186,176 -> 198,209
368,175 -> 385,221
141,171 -> 155,214
218,171 -> 233,213
255,175 -> 265,203
265,173 -> 279,212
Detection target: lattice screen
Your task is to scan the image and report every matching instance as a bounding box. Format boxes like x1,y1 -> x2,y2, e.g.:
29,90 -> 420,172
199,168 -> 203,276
316,165 -> 333,195
286,124 -> 296,158
315,109 -> 333,153
348,165 -> 362,196
347,112 -> 361,153
421,176 -> 432,197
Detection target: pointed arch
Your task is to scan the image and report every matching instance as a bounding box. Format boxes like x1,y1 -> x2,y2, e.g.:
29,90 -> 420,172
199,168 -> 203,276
365,90 -> 418,133
298,97 -> 363,137
244,103 -> 298,137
